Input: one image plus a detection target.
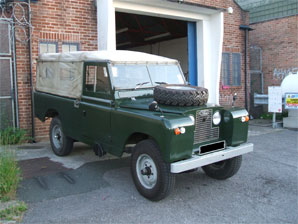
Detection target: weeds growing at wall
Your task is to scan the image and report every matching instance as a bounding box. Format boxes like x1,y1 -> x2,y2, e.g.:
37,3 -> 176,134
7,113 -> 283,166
0,127 -> 28,145
0,150 -> 22,201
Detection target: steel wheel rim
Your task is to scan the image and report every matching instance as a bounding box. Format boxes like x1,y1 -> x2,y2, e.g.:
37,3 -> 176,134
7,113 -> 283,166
136,154 -> 157,189
52,124 -> 63,150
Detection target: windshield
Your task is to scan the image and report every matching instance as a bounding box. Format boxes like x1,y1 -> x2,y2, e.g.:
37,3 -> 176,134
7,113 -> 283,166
111,63 -> 185,90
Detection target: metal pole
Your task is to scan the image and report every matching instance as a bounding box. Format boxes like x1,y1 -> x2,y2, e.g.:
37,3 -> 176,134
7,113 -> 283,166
12,20 -> 19,128
244,29 -> 248,111
272,112 -> 276,128
28,0 -> 35,142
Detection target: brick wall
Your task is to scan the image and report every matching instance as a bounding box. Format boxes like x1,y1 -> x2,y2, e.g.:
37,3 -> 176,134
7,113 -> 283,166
250,15 -> 298,93
14,0 -> 249,141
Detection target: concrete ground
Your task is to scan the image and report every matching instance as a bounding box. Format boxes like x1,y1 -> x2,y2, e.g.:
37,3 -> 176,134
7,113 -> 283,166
13,121 -> 298,223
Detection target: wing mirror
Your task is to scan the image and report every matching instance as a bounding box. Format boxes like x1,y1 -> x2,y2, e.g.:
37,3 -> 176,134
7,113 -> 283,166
232,93 -> 237,107
149,101 -> 160,111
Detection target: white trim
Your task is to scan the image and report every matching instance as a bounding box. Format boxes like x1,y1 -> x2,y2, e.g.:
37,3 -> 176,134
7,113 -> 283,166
113,0 -> 211,21
171,143 -> 253,173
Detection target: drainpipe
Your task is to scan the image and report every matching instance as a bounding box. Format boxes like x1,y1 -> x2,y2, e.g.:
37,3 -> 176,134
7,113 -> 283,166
28,0 -> 35,142
239,25 -> 253,111
12,20 -> 19,128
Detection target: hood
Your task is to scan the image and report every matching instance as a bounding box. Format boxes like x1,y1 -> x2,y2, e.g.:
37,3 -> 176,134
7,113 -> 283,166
118,97 -> 221,115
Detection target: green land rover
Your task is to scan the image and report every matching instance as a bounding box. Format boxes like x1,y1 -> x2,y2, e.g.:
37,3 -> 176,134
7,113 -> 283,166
34,50 -> 253,201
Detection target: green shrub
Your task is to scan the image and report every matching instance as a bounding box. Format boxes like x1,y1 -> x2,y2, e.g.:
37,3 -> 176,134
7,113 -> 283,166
0,127 -> 28,145
0,150 -> 22,200
0,201 -> 27,221
260,111 -> 288,120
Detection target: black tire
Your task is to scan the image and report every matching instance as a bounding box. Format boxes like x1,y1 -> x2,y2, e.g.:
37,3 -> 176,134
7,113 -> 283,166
131,139 -> 175,201
49,117 -> 73,156
154,84 -> 208,106
202,156 -> 242,180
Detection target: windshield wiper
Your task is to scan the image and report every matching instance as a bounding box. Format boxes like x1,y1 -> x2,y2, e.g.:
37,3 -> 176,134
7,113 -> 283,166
135,82 -> 150,90
154,81 -> 168,85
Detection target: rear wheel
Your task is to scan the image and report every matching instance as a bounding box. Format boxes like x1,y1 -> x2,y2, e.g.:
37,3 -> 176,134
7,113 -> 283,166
131,139 -> 175,201
202,156 -> 242,180
50,117 -> 73,156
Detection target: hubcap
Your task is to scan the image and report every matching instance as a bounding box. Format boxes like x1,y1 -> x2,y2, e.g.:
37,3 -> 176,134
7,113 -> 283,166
52,125 -> 63,149
136,154 -> 157,189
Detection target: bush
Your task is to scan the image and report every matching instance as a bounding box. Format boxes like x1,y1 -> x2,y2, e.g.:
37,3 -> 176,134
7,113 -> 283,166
0,127 -> 28,145
0,150 -> 22,200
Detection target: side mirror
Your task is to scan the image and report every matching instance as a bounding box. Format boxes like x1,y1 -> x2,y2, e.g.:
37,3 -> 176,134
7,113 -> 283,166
149,101 -> 160,111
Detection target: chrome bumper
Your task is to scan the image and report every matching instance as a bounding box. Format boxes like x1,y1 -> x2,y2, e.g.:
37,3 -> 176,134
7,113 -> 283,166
171,143 -> 253,173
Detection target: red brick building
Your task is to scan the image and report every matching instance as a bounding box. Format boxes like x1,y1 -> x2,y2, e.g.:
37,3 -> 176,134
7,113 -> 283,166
0,0 -> 249,141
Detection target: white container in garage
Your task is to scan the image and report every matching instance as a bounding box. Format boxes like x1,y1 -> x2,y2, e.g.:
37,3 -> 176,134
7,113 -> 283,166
281,72 -> 298,129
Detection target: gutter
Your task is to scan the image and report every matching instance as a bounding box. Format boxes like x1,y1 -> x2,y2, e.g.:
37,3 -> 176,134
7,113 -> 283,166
239,25 -> 253,111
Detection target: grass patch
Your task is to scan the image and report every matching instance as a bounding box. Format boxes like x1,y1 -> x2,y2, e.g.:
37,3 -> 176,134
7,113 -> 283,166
0,150 -> 22,201
0,127 -> 28,145
0,201 -> 27,221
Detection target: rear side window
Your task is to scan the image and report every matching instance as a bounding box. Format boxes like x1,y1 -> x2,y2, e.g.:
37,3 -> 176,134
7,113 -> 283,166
85,65 -> 110,93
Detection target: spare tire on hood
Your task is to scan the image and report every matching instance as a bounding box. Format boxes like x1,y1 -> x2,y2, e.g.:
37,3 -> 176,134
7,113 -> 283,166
153,84 -> 208,106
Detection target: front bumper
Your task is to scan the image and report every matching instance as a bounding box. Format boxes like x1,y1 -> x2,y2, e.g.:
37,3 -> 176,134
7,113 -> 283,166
170,143 -> 253,173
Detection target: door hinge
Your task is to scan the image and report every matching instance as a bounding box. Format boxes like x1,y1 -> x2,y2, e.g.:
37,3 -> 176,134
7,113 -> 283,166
74,99 -> 80,108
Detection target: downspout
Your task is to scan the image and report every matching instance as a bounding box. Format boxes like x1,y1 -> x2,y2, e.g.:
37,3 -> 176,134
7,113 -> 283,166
28,0 -> 35,142
12,20 -> 19,128
239,25 -> 253,111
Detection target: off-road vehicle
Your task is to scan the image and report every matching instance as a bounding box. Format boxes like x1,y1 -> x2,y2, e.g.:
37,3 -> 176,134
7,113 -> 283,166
34,51 -> 253,201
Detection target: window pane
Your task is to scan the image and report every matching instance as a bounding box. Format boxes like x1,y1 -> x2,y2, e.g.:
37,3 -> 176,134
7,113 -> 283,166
85,65 -> 110,93
70,45 -> 78,52
221,53 -> 230,86
232,53 -> 241,86
39,42 -> 57,53
62,44 -> 78,53
48,44 -> 57,53
62,44 -> 70,53
148,64 -> 185,85
39,43 -> 48,54
111,64 -> 152,89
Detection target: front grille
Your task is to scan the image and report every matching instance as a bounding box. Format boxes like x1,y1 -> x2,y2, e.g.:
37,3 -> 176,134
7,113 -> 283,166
194,109 -> 219,144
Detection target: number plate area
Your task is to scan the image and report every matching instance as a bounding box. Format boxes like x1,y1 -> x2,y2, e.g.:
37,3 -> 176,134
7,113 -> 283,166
198,141 -> 225,155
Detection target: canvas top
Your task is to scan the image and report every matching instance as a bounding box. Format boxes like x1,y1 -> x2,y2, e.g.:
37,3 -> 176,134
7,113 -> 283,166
38,50 -> 177,63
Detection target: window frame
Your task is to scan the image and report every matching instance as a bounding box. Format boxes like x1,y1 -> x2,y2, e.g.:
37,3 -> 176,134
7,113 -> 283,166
39,41 -> 58,54
232,53 -> 241,86
221,52 -> 242,87
83,62 -> 113,100
61,42 -> 80,53
221,52 -> 231,86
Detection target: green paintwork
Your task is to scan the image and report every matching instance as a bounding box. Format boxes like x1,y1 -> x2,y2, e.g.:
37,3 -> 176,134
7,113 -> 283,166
34,61 -> 250,163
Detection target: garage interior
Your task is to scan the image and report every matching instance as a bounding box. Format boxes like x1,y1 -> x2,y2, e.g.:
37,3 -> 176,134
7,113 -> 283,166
115,12 -> 189,80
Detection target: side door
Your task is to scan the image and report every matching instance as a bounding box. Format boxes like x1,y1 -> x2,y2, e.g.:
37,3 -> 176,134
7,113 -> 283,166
80,62 -> 113,150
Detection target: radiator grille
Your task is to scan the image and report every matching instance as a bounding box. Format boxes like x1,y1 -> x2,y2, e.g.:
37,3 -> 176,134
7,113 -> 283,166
194,109 -> 219,144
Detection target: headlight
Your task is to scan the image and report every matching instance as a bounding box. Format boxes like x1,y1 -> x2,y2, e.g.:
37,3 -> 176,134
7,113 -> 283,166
213,111 -> 221,125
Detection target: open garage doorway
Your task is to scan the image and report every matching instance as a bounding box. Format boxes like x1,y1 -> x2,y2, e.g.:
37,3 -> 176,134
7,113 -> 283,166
115,12 -> 189,81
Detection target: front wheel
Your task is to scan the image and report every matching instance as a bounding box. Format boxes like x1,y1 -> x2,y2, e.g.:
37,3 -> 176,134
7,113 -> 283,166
202,156 -> 242,180
49,117 -> 73,156
131,140 -> 175,201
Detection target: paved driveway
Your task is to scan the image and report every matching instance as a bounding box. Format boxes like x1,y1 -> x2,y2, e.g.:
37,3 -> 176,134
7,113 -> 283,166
17,125 -> 298,224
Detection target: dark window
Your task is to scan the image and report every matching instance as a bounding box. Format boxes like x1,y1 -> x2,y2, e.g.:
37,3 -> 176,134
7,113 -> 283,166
221,53 -> 230,86
39,42 -> 58,53
232,53 -> 241,86
221,52 -> 241,86
85,65 -> 110,93
62,43 -> 79,53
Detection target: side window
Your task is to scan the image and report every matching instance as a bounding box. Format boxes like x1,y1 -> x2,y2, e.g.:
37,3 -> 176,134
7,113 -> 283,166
85,65 -> 110,94
39,42 -> 58,53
